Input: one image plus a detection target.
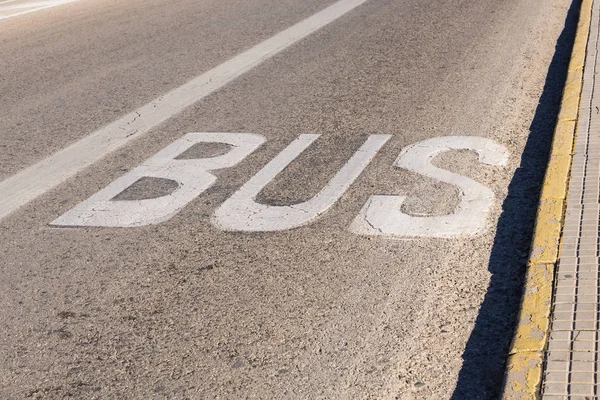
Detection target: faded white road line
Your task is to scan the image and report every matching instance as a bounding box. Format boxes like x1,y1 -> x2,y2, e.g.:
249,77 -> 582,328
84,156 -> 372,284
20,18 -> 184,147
0,0 -> 370,221
0,0 -> 79,20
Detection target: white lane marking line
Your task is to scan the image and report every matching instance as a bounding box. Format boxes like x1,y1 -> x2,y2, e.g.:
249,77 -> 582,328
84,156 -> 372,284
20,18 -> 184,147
1,0 -> 73,10
213,134 -> 391,231
0,0 -> 78,19
349,136 -> 509,238
51,133 -> 265,227
0,0 -> 369,221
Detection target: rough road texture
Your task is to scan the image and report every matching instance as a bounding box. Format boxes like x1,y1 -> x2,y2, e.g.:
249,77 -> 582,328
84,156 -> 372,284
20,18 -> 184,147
0,0 -> 575,398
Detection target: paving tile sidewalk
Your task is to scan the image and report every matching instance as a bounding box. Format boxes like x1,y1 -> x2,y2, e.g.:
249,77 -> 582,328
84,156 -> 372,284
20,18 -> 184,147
542,0 -> 600,397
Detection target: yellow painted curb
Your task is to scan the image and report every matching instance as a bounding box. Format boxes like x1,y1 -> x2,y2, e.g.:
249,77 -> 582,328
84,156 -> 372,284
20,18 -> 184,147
502,0 -> 593,398
504,352 -> 545,400
529,200 -> 564,265
507,264 -> 554,352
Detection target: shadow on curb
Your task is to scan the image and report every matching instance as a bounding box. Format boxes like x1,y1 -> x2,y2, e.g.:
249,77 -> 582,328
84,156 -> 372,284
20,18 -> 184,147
450,1 -> 581,398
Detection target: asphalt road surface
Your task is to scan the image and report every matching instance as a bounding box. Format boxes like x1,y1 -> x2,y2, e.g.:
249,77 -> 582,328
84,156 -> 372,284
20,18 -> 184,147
0,0 -> 575,398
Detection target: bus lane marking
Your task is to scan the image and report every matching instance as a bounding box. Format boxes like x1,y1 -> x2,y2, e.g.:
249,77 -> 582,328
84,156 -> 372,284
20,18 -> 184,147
50,133 -> 510,238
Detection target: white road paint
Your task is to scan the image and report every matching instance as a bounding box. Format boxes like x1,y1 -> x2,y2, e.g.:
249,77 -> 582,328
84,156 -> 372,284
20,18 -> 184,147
0,0 -> 78,20
0,0 -> 370,221
50,133 -> 264,227
349,136 -> 509,238
49,134 -> 508,234
2,1 -> 73,10
213,134 -> 391,232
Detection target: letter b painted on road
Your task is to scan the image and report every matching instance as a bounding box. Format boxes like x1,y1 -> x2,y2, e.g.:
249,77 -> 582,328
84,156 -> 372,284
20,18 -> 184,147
50,133 -> 264,227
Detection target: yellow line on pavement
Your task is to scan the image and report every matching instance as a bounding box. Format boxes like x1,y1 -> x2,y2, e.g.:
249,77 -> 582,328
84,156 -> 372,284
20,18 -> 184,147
502,0 -> 593,398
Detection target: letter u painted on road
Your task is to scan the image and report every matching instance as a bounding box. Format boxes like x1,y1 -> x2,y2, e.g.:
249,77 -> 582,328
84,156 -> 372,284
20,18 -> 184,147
212,134 -> 391,231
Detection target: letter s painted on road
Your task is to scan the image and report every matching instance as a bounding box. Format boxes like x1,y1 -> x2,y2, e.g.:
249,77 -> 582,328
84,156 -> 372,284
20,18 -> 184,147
349,136 -> 509,238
